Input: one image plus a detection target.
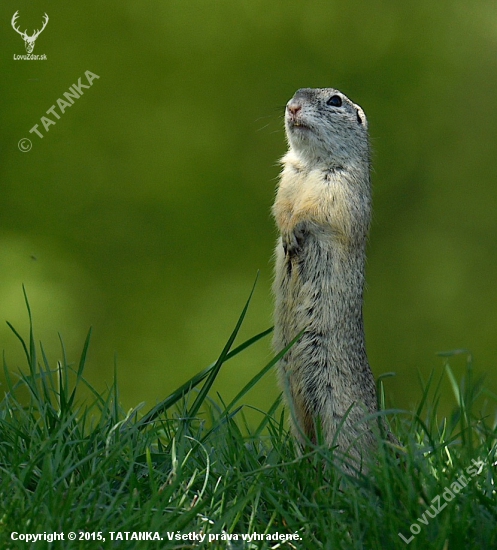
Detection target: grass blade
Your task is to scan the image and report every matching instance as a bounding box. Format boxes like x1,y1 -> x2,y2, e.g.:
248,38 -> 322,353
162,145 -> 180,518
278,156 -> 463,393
224,330 -> 303,414
137,328 -> 273,428
186,273 -> 259,421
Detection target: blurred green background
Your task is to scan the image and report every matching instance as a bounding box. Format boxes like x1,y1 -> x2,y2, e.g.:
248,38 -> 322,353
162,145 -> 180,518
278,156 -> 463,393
2,0 -> 496,417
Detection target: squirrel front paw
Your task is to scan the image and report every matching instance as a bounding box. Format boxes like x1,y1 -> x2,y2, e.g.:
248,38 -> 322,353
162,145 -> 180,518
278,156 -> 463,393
282,223 -> 308,257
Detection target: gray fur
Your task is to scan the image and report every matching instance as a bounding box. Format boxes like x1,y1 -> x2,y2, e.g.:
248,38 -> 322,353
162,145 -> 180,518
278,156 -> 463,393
272,88 -> 377,461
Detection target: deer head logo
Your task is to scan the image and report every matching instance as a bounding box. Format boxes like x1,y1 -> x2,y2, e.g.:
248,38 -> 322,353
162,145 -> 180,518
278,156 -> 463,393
11,11 -> 49,54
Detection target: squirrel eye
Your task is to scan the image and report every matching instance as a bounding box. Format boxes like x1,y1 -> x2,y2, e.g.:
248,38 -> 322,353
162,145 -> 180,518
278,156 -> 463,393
326,95 -> 342,107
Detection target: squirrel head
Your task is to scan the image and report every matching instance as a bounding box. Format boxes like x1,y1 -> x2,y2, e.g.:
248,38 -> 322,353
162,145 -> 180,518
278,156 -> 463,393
284,88 -> 370,170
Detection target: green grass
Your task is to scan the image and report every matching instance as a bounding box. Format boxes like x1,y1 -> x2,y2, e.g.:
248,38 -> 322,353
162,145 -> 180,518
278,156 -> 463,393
0,285 -> 496,549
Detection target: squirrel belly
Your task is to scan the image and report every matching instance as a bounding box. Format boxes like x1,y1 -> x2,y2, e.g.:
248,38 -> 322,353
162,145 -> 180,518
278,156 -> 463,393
272,88 -> 378,460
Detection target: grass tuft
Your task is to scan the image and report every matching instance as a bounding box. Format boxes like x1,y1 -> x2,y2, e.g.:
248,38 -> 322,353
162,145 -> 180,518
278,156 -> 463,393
0,283 -> 496,549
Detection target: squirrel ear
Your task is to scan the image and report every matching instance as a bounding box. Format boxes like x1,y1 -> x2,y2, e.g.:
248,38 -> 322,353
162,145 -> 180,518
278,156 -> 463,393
356,109 -> 363,125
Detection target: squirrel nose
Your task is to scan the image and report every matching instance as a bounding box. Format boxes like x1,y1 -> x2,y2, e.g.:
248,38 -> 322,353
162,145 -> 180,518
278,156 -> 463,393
287,102 -> 302,116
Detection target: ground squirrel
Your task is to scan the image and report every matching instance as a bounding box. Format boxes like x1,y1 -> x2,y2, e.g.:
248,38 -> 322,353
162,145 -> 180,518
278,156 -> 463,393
272,88 -> 378,463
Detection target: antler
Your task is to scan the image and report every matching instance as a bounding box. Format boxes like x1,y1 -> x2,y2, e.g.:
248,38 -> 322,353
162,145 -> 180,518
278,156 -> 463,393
32,13 -> 49,40
11,10 -> 27,38
11,11 -> 49,53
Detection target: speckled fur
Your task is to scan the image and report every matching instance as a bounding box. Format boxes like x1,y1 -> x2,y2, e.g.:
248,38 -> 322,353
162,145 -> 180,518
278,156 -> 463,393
272,88 -> 377,461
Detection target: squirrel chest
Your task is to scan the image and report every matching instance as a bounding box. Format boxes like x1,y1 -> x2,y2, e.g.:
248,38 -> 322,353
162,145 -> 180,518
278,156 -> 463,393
273,154 -> 366,248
